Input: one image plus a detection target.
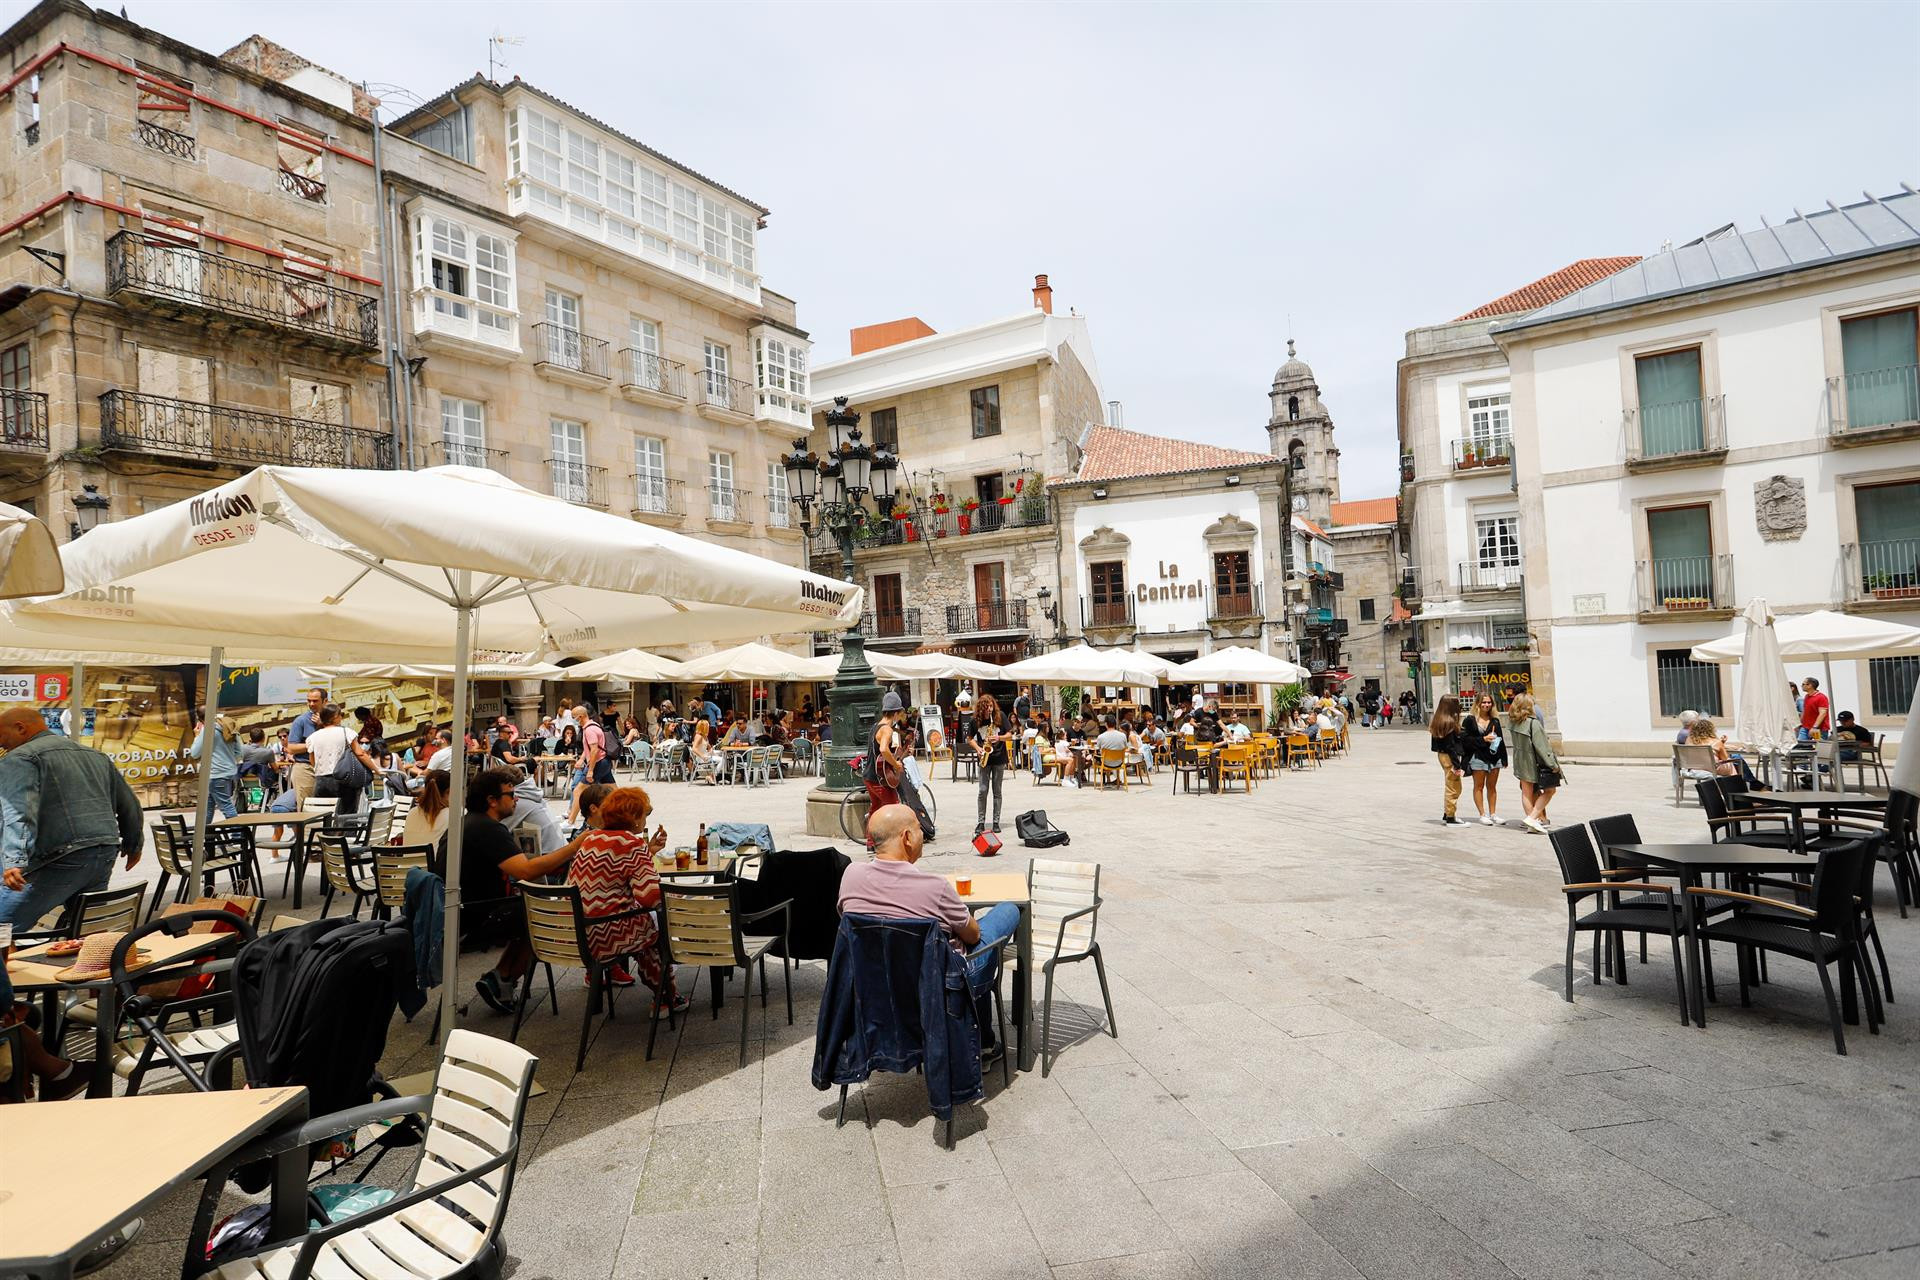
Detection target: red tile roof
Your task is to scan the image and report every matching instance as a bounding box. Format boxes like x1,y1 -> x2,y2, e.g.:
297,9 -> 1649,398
1329,497 -> 1397,527
1294,514 -> 1330,540
1454,257 -> 1642,322
1074,424 -> 1276,484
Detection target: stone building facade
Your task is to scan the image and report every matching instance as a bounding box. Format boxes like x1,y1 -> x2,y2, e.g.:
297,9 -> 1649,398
0,0 -> 389,529
1326,497 -> 1415,710
805,284 -> 1103,667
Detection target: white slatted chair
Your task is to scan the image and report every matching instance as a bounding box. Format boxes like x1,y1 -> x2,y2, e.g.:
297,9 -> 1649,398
373,842 -> 435,921
202,1029 -> 539,1280
656,880 -> 792,1066
1015,858 -> 1117,1077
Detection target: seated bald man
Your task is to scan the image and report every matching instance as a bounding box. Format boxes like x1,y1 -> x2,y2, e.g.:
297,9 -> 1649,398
837,804 -> 1021,1050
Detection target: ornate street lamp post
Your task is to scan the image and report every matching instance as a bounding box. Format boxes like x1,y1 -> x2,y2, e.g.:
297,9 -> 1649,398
784,396 -> 899,831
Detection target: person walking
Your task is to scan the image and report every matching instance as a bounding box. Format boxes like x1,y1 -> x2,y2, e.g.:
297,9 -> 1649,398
1508,693 -> 1562,834
186,712 -> 240,822
1462,693 -> 1509,826
1428,695 -> 1468,826
971,692 -> 1012,837
0,706 -> 145,932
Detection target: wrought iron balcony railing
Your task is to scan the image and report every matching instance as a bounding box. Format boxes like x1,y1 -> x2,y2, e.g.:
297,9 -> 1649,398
1207,584 -> 1262,620
0,388 -> 51,454
427,439 -> 506,469
279,168 -> 326,203
1082,596 -> 1135,629
98,389 -> 394,469
707,485 -> 751,524
1843,539 -> 1920,604
869,607 -> 922,639
765,492 -> 792,529
1636,553 -> 1734,615
964,493 -> 1051,534
631,474 -> 685,518
105,231 -> 379,351
699,373 -> 754,416
947,599 -> 1028,634
619,351 -> 685,399
547,459 -> 608,507
1456,561 -> 1523,593
1451,435 -> 1513,472
1829,365 -> 1920,436
533,323 -> 610,380
136,118 -> 196,159
1624,394 -> 1727,465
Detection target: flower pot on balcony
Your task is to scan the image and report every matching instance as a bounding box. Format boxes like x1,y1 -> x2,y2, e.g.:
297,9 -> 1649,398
904,520 -> 919,543
1662,597 -> 1709,611
1872,585 -> 1920,600
996,495 -> 1014,506
957,513 -> 971,534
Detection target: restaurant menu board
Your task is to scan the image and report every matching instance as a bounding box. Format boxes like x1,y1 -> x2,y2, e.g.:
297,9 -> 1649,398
919,704 -> 944,748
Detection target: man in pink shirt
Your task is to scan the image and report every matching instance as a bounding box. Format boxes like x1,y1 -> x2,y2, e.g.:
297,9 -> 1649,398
838,806 -> 1018,1042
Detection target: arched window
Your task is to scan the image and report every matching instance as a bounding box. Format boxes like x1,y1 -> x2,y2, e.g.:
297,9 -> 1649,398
1288,395 -> 1300,421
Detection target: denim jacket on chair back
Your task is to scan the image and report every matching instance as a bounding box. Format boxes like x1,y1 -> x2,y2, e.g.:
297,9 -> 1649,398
0,732 -> 145,872
811,913 -> 983,1121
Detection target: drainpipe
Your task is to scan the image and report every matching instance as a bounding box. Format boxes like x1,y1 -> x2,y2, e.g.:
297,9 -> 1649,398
367,89 -> 407,465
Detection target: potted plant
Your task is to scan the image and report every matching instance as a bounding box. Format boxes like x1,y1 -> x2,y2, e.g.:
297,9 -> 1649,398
930,490 -> 950,515
958,496 -> 979,534
1868,572 -> 1920,601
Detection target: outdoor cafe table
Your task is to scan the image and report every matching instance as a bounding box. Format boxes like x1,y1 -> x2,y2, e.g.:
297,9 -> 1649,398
1608,842 -> 1817,1029
1746,789 -> 1888,848
0,1085 -> 309,1280
948,871 -> 1037,1072
6,929 -> 220,1098
212,807 -> 344,909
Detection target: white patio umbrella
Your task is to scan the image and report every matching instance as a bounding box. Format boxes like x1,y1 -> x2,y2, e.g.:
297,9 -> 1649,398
301,661 -> 566,681
1893,686 -> 1920,795
869,651 -> 1004,682
1001,642 -> 1162,692
2,464 -> 861,1036
1170,645 -> 1305,686
671,640 -> 823,683
1728,599 -> 1795,775
0,501 -> 64,600
547,647 -> 686,683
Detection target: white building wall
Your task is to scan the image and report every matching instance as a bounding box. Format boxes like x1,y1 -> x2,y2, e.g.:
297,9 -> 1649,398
1072,490 -> 1266,643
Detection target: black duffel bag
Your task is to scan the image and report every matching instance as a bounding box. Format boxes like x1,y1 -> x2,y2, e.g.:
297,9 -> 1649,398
1014,810 -> 1070,848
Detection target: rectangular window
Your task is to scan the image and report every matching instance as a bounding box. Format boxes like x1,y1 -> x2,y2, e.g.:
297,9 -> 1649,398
1868,656 -> 1919,718
439,396 -> 485,466
1,341 -> 29,391
874,573 -> 904,633
275,122 -> 326,202
973,562 -> 1007,630
1089,560 -> 1127,626
288,377 -> 347,426
411,105 -> 472,164
869,407 -> 898,450
1634,347 -> 1705,456
544,290 -> 583,368
1656,648 -> 1722,717
420,213 -> 515,339
634,435 -> 667,512
970,385 -> 1001,438
1840,309 -> 1920,429
704,341 -> 730,401
1475,515 -> 1521,569
1856,480 -> 1920,593
137,347 -> 209,403
1467,393 -> 1510,448
1647,504 -> 1713,601
1213,551 -> 1253,616
550,418 -> 587,501
765,459 -> 789,528
1358,598 -> 1377,622
1,341 -> 32,443
629,316 -> 662,389
708,448 -> 736,521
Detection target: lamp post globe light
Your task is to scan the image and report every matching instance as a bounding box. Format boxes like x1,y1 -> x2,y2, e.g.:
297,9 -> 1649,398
785,396 -> 901,836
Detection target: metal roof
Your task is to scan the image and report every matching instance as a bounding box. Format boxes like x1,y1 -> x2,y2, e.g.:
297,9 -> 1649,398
1494,185 -> 1920,334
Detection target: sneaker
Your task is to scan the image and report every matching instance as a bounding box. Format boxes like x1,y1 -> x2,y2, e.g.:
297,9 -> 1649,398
1442,815 -> 1462,824
1521,816 -> 1547,834
652,994 -> 691,1022
474,971 -> 516,1015
588,964 -> 637,989
1480,815 -> 1498,826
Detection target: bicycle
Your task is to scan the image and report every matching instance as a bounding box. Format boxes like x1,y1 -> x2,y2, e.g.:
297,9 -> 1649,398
837,754 -> 937,845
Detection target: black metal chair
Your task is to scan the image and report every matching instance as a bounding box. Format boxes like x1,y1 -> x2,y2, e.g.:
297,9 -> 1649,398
656,879 -> 792,1067
1691,839 -> 1876,1055
317,832 -> 379,919
148,819 -> 252,918
108,908 -> 255,1094
1546,826 -> 1688,1021
1696,779 -> 1799,849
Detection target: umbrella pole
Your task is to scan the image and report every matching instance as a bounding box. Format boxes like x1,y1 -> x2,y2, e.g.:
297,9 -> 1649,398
440,596 -> 474,1043
69,662 -> 84,743
188,645 -> 223,888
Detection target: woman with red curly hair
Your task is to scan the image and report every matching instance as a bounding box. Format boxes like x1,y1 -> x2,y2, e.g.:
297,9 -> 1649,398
563,785 -> 684,1015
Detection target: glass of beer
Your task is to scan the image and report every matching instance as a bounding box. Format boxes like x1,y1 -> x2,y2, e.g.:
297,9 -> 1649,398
675,848 -> 693,871
955,874 -> 972,896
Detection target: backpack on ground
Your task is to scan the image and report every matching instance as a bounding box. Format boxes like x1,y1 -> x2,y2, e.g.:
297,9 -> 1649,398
1014,810 -> 1070,848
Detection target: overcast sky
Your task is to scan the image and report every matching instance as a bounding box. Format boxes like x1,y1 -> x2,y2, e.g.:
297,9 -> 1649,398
108,0 -> 1920,500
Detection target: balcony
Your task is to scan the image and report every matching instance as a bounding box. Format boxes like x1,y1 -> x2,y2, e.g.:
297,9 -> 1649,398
868,607 -> 923,641
0,388 -> 51,455
547,459 -> 608,508
98,389 -> 395,469
1456,561 -> 1524,594
1207,584 -> 1262,621
1624,394 -> 1727,470
1081,596 -> 1135,633
278,168 -> 326,204
1827,365 -> 1920,445
947,599 -> 1029,635
630,475 -> 685,524
697,373 -> 754,420
1451,435 -> 1513,473
426,439 -> 506,470
531,323 -> 611,386
765,492 -> 793,531
619,351 -> 686,405
1332,617 -> 1351,637
1636,553 -> 1735,619
1303,607 -> 1335,631
755,387 -> 810,431
105,231 -> 378,353
707,485 -> 751,526
854,517 -> 910,550
1843,539 -> 1920,607
136,118 -> 196,160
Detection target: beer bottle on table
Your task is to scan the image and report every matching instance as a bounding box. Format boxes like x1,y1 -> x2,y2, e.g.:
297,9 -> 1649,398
696,822 -> 709,866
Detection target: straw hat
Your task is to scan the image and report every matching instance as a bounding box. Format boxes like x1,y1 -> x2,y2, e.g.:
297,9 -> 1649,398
53,931 -> 145,982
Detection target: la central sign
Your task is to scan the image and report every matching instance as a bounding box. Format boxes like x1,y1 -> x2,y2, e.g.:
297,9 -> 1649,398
1138,560 -> 1202,604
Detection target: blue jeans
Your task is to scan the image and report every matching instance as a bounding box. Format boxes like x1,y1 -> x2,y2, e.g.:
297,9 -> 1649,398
206,775 -> 237,823
0,844 -> 119,939
964,901 -> 1021,989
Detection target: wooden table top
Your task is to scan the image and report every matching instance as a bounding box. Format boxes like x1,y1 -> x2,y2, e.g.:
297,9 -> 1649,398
0,1086 -> 307,1270
212,809 -> 336,829
6,930 -> 217,991
949,871 -> 1029,905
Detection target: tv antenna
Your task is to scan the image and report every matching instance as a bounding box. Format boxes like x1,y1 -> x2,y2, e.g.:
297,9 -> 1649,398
488,32 -> 524,80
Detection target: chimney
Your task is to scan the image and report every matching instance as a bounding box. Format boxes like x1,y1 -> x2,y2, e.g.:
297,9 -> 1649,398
849,317 -> 936,356
1032,273 -> 1052,315
1105,401 -> 1123,427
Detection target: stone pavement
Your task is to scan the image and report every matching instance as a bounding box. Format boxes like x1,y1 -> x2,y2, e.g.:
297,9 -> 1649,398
96,727 -> 1919,1279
